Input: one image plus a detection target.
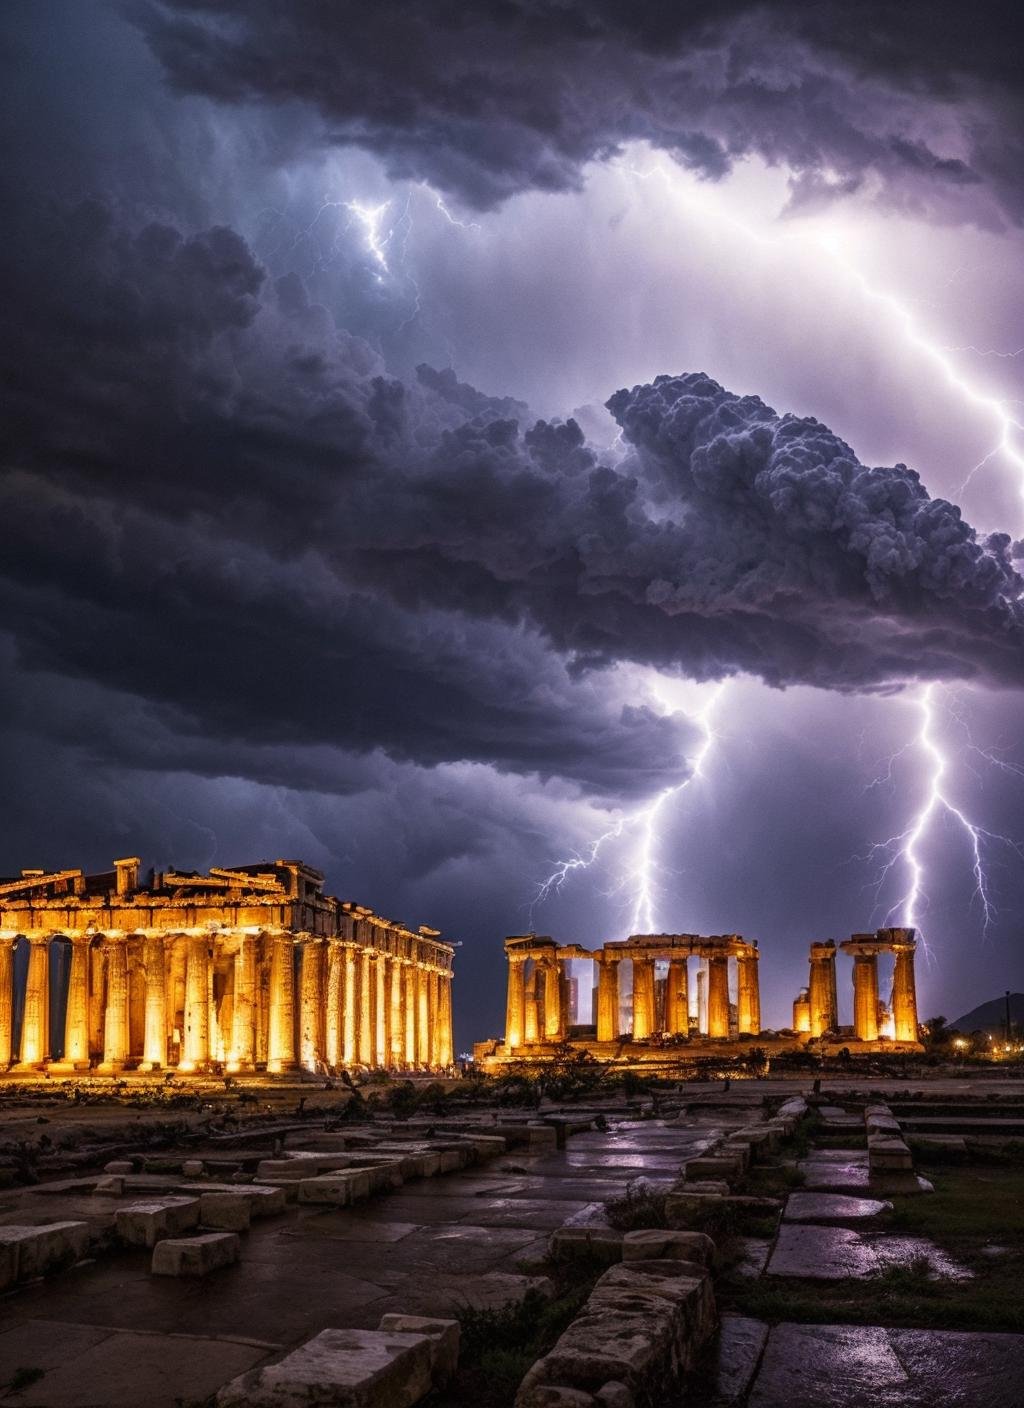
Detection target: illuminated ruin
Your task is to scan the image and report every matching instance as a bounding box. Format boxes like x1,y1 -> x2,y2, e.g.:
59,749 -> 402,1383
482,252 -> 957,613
481,926 -> 921,1066
0,859 -> 454,1074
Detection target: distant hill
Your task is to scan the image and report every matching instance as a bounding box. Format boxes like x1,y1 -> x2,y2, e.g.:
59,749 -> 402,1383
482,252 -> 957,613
951,993 -> 1024,1035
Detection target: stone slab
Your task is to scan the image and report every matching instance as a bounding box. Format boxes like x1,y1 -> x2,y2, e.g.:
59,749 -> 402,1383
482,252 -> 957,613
748,1323 -> 1024,1408
703,1314 -> 770,1406
216,1326 -> 436,1408
151,1231 -> 241,1277
767,1224 -> 878,1279
783,1193 -> 892,1223
0,1221 -> 91,1281
199,1192 -> 251,1231
115,1198 -> 201,1248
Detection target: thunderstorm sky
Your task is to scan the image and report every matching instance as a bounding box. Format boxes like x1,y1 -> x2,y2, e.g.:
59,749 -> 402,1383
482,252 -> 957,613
2,1 -> 1024,1047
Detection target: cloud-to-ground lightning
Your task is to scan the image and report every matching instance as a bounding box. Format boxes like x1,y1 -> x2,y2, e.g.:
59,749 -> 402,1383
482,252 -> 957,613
344,199 -> 394,281
530,683 -> 725,933
864,684 -> 1024,944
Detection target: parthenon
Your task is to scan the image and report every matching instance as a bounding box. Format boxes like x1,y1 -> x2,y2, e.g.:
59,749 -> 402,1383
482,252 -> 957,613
0,858 -> 454,1074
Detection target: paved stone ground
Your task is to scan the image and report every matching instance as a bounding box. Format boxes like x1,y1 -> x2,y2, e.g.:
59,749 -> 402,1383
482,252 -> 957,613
0,1099 -> 745,1406
696,1084 -> 1024,1407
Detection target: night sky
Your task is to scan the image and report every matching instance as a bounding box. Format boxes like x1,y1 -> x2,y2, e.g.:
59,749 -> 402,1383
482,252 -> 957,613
3,2 -> 1024,1051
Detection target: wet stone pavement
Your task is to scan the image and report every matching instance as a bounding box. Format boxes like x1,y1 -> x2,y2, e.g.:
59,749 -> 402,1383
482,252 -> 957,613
0,1107 -> 733,1407
699,1102 -> 1024,1408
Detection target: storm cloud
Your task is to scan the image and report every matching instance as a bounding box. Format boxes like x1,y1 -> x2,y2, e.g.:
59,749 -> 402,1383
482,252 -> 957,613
134,1 -> 1024,224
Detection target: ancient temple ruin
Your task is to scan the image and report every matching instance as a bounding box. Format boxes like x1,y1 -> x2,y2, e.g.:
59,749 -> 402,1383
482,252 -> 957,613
0,859 -> 454,1074
482,925 -> 922,1066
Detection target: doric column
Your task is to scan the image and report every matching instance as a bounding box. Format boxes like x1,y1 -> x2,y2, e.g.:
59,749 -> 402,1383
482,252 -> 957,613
891,937 -> 919,1042
808,942 -> 837,1037
543,960 -> 564,1040
793,990 -> 811,1033
267,933 -> 297,1072
139,935 -> 167,1070
852,953 -> 880,1041
404,961 -> 418,1065
60,936 -> 91,1069
428,970 -> 441,1067
99,937 -> 129,1071
505,953 -> 527,1048
632,957 -> 656,1040
343,946 -> 358,1065
390,956 -> 405,1066
523,963 -> 539,1043
299,937 -> 325,1072
88,943 -> 106,1059
596,954 -> 621,1042
179,934 -> 210,1070
707,954 -> 730,1039
665,958 -> 689,1037
737,951 -> 760,1036
325,941 -> 344,1068
230,934 -> 257,1071
696,964 -> 708,1035
416,965 -> 430,1066
437,973 -> 454,1068
376,953 -> 389,1067
0,939 -> 14,1068
358,950 -> 374,1065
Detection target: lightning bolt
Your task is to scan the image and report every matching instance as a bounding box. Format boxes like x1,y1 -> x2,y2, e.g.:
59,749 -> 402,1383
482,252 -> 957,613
864,685 -> 1024,944
344,199 -> 394,281
530,682 -> 725,932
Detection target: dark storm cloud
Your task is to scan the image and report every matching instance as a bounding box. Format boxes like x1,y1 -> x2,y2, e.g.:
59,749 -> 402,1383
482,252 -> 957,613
134,1 -> 1023,222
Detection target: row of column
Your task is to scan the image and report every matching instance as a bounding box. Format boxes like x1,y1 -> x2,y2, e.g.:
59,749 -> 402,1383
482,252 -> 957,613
0,932 -> 453,1074
794,935 -> 918,1042
506,949 -> 760,1048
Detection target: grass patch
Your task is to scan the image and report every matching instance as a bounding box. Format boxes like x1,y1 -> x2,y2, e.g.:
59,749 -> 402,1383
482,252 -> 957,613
604,1178 -> 668,1231
431,1284 -> 595,1408
724,1163 -> 1024,1334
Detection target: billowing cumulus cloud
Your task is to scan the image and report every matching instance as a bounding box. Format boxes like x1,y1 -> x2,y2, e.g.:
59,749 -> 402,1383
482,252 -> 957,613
135,1 -> 1024,224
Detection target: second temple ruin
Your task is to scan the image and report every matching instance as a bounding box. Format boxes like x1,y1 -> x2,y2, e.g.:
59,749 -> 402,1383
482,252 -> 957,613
479,927 -> 921,1066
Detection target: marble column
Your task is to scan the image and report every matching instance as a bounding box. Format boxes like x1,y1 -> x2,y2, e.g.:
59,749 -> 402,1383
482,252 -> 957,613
140,935 -> 167,1070
299,938 -> 325,1072
180,935 -> 210,1071
696,964 -> 708,1035
230,934 -> 257,1071
808,942 -> 838,1037
376,953 -> 389,1067
596,954 -> 621,1042
358,951 -> 374,1065
390,957 -> 405,1066
0,939 -> 14,1068
891,940 -> 919,1042
437,973 -> 454,1068
60,936 -> 91,1069
631,957 -> 656,1040
343,946 -> 358,1065
417,966 -> 430,1066
523,963 -> 539,1043
543,960 -> 564,1040
737,952 -> 761,1036
665,958 -> 689,1037
793,990 -> 811,1033
707,954 -> 730,1039
99,937 -> 129,1071
404,961 -> 418,1066
267,934 -> 297,1072
505,954 -> 527,1049
852,952 -> 880,1041
325,941 -> 344,1068
88,943 -> 106,1060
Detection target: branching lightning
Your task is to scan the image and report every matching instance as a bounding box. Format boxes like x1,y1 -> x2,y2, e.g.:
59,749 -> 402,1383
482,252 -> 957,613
530,683 -> 725,932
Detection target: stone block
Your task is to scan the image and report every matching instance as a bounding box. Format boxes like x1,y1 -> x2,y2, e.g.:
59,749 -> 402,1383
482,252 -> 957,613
684,1156 -> 744,1182
182,1159 -> 205,1178
550,1226 -> 624,1264
438,1149 -> 465,1172
93,1175 -> 125,1195
377,1314 -> 459,1386
104,1160 -> 133,1174
216,1327 -> 437,1408
151,1231 -> 240,1277
622,1230 -> 717,1269
199,1191 -> 252,1231
0,1222 -> 90,1281
665,1192 -> 724,1229
178,1182 -> 287,1217
297,1169 -> 373,1206
255,1154 -> 352,1180
595,1383 -> 635,1408
528,1124 -> 559,1150
719,1142 -> 752,1171
777,1097 -> 808,1119
469,1134 -> 507,1157
868,1136 -> 913,1172
115,1197 -> 201,1248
